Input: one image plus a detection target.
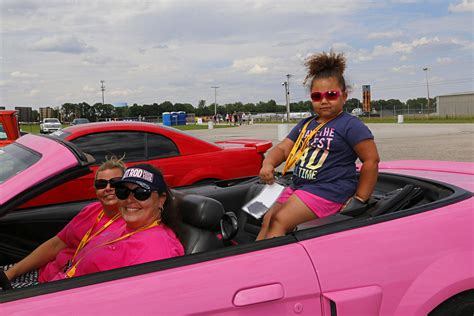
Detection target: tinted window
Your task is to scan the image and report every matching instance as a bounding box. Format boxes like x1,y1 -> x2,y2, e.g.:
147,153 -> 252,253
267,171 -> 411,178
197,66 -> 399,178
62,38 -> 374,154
71,132 -> 179,164
147,133 -> 179,159
0,144 -> 41,183
73,118 -> 89,125
45,119 -> 60,123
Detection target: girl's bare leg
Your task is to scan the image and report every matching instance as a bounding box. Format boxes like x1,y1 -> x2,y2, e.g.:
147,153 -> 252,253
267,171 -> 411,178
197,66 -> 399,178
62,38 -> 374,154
256,203 -> 282,241
264,194 -> 317,239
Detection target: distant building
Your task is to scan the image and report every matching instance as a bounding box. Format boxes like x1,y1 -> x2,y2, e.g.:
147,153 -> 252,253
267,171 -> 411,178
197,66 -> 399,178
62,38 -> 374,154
39,107 -> 55,120
0,106 -> 5,110
15,106 -> 34,122
436,92 -> 474,117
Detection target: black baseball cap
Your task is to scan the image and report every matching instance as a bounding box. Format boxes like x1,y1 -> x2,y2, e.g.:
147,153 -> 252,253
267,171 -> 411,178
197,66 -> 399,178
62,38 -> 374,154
115,164 -> 166,192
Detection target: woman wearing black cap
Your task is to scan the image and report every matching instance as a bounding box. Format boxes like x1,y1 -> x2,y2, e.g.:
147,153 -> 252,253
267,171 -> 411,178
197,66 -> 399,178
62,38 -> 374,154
63,164 -> 184,279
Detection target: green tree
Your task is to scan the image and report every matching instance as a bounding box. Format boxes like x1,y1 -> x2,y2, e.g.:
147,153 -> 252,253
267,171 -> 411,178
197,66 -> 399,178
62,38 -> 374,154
344,98 -> 361,113
128,104 -> 143,117
93,103 -> 115,120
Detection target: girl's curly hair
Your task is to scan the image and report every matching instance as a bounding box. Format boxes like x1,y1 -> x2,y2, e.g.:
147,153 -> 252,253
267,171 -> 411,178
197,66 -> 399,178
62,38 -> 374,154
303,51 -> 347,92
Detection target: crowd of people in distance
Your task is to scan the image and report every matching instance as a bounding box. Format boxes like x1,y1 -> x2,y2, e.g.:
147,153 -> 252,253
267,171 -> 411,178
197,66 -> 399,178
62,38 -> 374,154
212,112 -> 252,125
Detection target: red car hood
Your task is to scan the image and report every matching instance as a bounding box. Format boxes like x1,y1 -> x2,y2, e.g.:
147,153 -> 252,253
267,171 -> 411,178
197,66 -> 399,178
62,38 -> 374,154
214,139 -> 272,154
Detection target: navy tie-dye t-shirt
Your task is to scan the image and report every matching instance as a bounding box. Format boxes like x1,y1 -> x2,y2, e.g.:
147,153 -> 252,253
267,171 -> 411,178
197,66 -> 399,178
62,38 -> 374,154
287,112 -> 374,203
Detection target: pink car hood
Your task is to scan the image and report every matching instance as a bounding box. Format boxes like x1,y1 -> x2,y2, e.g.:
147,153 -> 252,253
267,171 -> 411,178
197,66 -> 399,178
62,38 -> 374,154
378,160 -> 474,191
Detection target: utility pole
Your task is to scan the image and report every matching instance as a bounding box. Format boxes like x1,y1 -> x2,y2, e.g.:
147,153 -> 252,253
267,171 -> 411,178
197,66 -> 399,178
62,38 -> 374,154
100,80 -> 106,105
422,68 -> 430,113
282,74 -> 292,122
211,86 -> 219,116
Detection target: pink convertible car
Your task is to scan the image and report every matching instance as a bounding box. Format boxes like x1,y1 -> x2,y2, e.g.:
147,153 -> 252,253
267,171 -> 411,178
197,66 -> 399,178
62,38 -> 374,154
0,134 -> 473,315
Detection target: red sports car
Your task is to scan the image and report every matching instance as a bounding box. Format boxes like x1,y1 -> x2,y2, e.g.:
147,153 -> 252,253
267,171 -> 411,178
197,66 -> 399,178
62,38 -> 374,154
21,122 -> 271,208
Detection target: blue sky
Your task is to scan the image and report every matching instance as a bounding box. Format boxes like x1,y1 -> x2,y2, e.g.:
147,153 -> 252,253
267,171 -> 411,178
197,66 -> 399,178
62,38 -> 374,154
0,0 -> 472,109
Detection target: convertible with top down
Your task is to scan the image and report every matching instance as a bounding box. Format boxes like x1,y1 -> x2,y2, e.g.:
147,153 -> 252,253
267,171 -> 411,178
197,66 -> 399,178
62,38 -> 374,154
0,133 -> 473,315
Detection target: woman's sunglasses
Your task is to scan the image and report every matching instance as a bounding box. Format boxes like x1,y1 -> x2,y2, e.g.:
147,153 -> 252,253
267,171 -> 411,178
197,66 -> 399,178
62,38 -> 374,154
115,186 -> 154,201
94,177 -> 122,190
310,90 -> 341,102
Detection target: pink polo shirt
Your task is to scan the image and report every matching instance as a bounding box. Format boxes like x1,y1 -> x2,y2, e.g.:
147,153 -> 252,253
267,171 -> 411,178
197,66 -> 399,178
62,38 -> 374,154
61,223 -> 184,279
39,202 -> 125,283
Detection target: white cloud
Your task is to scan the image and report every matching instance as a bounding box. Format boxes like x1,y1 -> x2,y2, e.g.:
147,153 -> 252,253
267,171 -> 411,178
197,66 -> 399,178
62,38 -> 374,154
372,37 -> 441,56
436,57 -> 454,65
28,89 -> 40,96
30,36 -> 96,54
248,64 -> 269,74
368,31 -> 403,40
82,85 -> 96,93
231,57 -> 273,75
448,0 -> 474,13
392,65 -> 416,74
10,71 -> 38,78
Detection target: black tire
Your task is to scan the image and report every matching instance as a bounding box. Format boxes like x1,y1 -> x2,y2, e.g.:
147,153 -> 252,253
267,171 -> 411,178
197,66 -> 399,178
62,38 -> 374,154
429,290 -> 474,316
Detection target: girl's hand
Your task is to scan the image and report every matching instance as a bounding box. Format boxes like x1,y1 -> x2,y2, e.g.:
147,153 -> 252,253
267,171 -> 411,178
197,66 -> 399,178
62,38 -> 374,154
259,164 -> 275,184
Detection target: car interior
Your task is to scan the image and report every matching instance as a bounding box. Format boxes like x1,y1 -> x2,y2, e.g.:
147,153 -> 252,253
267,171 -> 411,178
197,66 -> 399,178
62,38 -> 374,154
0,171 -> 467,292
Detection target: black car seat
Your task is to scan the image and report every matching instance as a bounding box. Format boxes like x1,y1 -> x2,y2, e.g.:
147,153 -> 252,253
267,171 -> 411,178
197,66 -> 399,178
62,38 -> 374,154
176,194 -> 226,254
368,184 -> 424,217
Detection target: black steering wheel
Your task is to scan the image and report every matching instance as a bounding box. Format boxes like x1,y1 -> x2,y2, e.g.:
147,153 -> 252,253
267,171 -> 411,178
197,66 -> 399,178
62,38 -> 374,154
0,270 -> 13,291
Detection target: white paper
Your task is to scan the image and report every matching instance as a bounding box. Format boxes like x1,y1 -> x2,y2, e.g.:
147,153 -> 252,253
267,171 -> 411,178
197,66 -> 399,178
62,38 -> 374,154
242,183 -> 285,219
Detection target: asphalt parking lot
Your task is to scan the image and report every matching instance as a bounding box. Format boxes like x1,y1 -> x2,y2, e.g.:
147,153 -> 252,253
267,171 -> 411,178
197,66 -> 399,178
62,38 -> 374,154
186,123 -> 474,162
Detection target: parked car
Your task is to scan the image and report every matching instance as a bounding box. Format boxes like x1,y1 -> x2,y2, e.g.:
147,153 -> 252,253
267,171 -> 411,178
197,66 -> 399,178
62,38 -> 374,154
20,121 -> 272,207
0,110 -> 21,147
0,134 -> 472,315
70,118 -> 90,125
39,118 -> 61,134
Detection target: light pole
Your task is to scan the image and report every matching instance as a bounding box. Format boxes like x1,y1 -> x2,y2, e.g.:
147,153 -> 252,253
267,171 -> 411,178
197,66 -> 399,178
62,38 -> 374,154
211,86 -> 219,116
100,80 -> 105,105
422,67 -> 430,113
282,74 -> 292,122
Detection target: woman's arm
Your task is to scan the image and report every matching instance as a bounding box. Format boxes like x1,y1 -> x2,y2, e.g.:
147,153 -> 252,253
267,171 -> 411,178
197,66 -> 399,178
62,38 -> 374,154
260,138 -> 294,184
5,236 -> 67,281
353,139 -> 380,202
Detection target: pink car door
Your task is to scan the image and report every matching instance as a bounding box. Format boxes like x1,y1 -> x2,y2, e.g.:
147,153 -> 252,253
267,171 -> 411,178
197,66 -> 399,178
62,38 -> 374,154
2,240 -> 323,315
298,197 -> 473,316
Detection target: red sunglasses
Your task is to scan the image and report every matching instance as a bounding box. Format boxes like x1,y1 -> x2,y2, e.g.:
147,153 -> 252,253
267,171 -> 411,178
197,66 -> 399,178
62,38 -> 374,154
310,90 -> 342,102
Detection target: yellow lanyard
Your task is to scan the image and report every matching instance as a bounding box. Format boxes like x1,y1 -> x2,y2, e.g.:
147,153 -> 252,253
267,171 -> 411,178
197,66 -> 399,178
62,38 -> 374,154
282,112 -> 342,175
71,210 -> 122,264
66,220 -> 160,278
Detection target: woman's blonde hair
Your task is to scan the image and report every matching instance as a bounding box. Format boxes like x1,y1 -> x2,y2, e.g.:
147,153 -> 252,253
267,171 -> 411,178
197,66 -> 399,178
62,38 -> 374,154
95,155 -> 126,179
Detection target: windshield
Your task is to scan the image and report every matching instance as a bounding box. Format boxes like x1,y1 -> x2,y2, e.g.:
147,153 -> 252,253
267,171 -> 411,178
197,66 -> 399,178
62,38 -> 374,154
0,144 -> 41,184
74,118 -> 89,124
45,119 -> 60,123
50,130 -> 72,140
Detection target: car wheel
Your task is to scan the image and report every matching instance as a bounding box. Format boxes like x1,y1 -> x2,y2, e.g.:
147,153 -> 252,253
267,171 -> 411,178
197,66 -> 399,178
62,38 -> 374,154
430,290 -> 474,316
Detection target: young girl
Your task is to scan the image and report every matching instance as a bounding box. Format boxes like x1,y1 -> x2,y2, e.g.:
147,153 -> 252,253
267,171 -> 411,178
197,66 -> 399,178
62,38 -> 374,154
257,51 -> 379,240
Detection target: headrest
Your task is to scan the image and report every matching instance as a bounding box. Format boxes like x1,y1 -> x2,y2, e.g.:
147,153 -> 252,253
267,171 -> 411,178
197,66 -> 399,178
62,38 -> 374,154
177,194 -> 225,229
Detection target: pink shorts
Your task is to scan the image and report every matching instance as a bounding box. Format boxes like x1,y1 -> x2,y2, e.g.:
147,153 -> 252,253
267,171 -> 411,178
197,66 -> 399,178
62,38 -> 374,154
276,187 -> 343,218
